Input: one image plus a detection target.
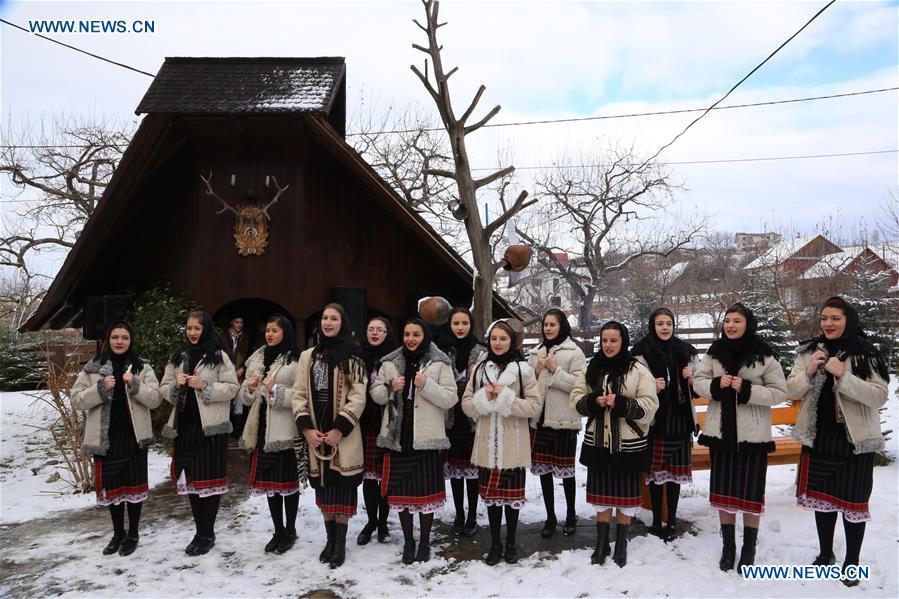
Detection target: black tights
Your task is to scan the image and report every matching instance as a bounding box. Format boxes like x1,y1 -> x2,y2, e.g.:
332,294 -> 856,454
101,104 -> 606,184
539,474 -> 576,521
450,478 -> 479,521
188,494 -> 222,537
362,479 -> 389,527
815,511 -> 866,565
487,505 -> 520,546
267,493 -> 299,533
648,482 -> 681,528
109,502 -> 142,536
398,510 -> 434,546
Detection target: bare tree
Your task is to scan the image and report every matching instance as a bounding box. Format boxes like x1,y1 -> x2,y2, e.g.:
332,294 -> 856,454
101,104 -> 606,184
516,145 -> 705,333
1,114 -> 131,278
349,104 -> 467,247
410,0 -> 536,336
881,188 -> 899,241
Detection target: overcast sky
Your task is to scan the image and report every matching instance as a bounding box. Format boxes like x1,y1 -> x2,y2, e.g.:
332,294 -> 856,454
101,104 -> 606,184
1,0 -> 897,276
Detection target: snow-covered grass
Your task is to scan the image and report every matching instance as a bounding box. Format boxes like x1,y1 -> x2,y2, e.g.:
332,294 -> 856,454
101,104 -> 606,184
1,387 -> 897,598
0,391 -> 169,523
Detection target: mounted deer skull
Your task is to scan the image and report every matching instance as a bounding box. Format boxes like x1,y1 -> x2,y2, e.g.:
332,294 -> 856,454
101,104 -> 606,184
200,171 -> 289,256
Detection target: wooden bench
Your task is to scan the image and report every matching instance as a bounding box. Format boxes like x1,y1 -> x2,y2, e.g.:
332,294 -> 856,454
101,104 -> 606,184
641,396 -> 803,517
691,396 -> 804,469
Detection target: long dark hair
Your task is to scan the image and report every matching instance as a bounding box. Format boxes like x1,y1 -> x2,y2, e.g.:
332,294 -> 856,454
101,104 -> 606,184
798,296 -> 889,381
97,321 -> 144,374
169,310 -> 224,370
537,308 -> 571,351
437,306 -> 484,372
262,313 -> 300,371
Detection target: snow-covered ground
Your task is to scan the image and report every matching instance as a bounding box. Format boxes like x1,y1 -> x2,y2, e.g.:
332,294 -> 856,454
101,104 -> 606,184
1,387 -> 897,598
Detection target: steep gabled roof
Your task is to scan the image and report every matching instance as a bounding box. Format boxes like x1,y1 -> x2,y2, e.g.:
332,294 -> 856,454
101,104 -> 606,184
744,234 -> 838,270
135,57 -> 345,115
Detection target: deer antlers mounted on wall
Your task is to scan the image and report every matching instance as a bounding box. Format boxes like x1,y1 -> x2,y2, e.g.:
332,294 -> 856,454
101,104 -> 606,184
199,171 -> 291,256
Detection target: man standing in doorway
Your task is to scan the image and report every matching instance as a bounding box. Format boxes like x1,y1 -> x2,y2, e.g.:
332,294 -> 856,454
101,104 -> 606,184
221,315 -> 251,439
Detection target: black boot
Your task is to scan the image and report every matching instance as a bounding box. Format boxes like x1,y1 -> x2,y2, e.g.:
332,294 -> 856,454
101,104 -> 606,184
562,477 -> 577,536
485,505 -> 503,566
329,523 -> 348,569
738,526 -> 758,570
504,506 -> 520,564
357,521 -> 378,546
462,478 -> 480,537
265,531 -> 283,553
417,513 -> 433,563
612,523 -> 629,567
813,511 -> 837,565
591,522 -> 611,565
118,533 -> 139,556
719,523 -> 736,571
191,535 -> 215,556
276,528 -> 297,554
402,540 -> 417,565
540,517 -> 557,539
377,495 -> 391,543
319,520 -> 335,563
103,533 -> 125,556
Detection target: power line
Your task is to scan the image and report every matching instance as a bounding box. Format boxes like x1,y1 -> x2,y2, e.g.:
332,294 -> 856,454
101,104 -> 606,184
345,86 -> 897,136
646,0 -> 837,162
470,149 -> 898,172
0,18 -> 155,77
3,84 -> 894,150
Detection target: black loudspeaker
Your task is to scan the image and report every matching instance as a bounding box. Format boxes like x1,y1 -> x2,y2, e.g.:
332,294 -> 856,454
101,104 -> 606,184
331,286 -> 367,342
82,295 -> 134,341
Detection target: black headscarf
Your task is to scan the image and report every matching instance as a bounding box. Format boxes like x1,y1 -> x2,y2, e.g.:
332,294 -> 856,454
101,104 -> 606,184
401,318 -> 432,363
799,296 -> 889,381
97,321 -> 144,375
437,306 -> 484,372
586,321 -> 635,393
169,311 -> 224,373
362,316 -> 397,373
485,320 -> 524,368
313,303 -> 363,373
262,314 -> 300,372
706,303 -> 776,375
631,308 -> 698,380
537,308 -> 571,352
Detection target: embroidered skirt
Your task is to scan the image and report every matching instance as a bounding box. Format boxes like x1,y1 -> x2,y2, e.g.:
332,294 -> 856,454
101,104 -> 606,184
586,465 -> 642,512
530,426 -> 578,479
249,448 -> 299,497
94,427 -> 149,505
171,422 -> 229,497
362,429 -> 383,481
646,431 -> 693,485
709,445 -> 767,516
478,467 -> 525,509
796,448 -> 873,523
444,428 -> 478,480
381,449 -> 446,514
313,483 -> 358,518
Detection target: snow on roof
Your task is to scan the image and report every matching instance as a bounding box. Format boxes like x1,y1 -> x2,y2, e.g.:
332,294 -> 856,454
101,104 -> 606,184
800,244 -> 899,280
744,235 -> 819,270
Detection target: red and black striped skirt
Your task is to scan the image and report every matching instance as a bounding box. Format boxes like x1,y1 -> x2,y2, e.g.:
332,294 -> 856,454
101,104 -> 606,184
381,449 -> 446,513
709,446 -> 767,515
646,431 -> 693,485
796,448 -> 873,522
249,448 -> 299,497
478,467 -> 526,508
362,429 -> 384,480
94,429 -> 149,506
586,465 -> 642,510
530,426 -> 578,479
171,420 -> 229,497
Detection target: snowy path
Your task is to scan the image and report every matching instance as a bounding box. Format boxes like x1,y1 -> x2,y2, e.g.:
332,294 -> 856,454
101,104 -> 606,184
1,390 -> 897,598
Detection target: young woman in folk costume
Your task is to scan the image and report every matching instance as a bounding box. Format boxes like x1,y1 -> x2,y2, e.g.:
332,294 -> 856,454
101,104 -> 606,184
528,308 -> 586,538
788,297 -> 889,586
436,306 -> 487,537
693,303 -> 787,571
570,321 -> 658,567
160,311 -> 240,556
356,316 -> 397,546
292,303 -> 367,569
239,314 -> 303,554
461,319 -> 541,566
630,308 -> 700,542
72,322 -> 161,556
371,318 -> 457,563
